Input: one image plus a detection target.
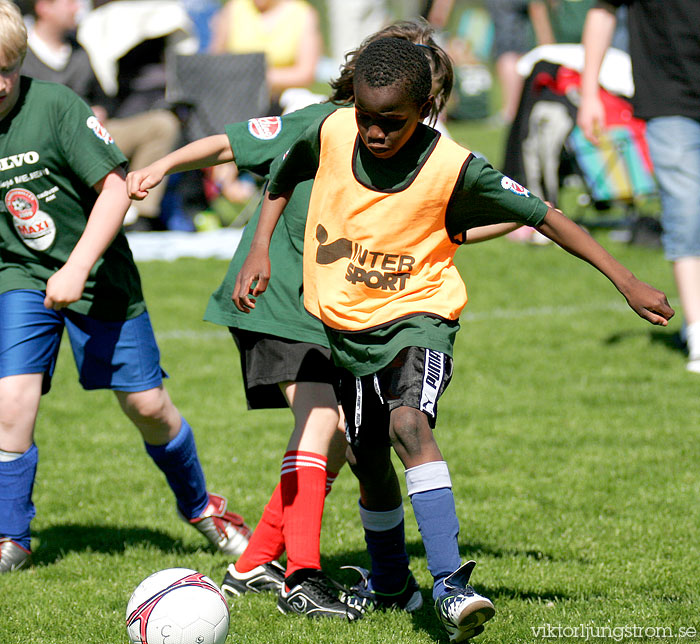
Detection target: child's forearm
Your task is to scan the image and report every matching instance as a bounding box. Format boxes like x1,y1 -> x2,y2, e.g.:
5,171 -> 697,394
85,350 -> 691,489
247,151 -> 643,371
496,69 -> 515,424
250,189 -> 291,251
231,189 -> 291,312
127,135 -> 234,201
67,170 -> 131,273
156,135 -> 234,176
536,208 -> 674,325
45,169 -> 130,309
536,208 -> 631,279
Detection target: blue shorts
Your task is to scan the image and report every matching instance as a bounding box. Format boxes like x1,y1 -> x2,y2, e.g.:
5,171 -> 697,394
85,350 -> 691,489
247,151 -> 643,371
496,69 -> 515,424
645,116 -> 700,261
0,289 -> 165,394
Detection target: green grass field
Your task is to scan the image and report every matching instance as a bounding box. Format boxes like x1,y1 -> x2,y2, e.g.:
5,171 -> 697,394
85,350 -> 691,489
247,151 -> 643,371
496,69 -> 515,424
2,119 -> 699,644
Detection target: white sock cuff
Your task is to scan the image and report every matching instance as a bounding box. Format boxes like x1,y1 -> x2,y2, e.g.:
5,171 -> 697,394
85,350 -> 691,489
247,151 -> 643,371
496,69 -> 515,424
0,448 -> 23,462
358,501 -> 404,532
405,460 -> 452,496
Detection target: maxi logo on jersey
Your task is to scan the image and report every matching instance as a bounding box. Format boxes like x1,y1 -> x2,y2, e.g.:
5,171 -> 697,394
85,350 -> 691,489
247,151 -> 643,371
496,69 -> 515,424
315,224 -> 414,291
5,187 -> 57,251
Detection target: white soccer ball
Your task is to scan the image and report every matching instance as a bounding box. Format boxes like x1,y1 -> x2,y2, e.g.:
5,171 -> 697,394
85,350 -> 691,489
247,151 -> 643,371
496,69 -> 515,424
125,568 -> 230,644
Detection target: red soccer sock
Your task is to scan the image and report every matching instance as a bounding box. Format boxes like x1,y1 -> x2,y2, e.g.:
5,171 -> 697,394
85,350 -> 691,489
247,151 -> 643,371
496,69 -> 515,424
281,451 -> 327,579
325,470 -> 338,497
235,482 -> 285,573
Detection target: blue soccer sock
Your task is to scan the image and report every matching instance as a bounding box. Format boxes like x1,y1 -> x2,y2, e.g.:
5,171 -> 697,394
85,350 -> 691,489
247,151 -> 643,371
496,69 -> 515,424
144,418 -> 208,519
359,502 -> 411,594
0,444 -> 38,550
406,461 -> 461,600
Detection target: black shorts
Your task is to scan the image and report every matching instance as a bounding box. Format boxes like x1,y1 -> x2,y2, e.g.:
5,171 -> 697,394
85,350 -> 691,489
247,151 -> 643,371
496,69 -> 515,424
336,346 -> 453,449
230,329 -> 337,409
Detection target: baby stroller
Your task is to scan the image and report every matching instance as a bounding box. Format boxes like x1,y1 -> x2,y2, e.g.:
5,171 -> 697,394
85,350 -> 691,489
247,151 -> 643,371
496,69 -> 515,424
503,57 -> 659,245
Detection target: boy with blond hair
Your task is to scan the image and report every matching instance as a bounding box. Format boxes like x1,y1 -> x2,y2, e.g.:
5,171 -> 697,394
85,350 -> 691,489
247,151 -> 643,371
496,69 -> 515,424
0,0 -> 249,573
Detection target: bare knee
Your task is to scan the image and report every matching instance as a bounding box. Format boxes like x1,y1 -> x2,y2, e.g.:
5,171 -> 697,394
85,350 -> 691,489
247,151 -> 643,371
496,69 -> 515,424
389,406 -> 442,467
0,374 -> 42,451
114,387 -> 180,442
389,407 -> 428,454
346,443 -> 392,484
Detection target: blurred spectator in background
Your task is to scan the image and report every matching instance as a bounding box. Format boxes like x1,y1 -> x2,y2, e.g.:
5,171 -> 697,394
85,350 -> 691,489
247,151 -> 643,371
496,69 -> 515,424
484,0 -> 534,124
528,0 -> 594,45
181,0 -> 219,52
578,0 -> 700,373
21,0 -> 104,104
21,0 -> 189,230
208,0 -> 321,210
210,0 -> 321,114
422,0 -> 455,30
326,0 -> 388,75
77,0 -> 195,230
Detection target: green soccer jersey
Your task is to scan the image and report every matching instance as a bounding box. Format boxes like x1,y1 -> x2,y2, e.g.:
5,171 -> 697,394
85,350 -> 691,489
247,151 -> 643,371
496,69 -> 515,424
0,77 -> 144,320
268,107 -> 550,376
204,102 -> 339,346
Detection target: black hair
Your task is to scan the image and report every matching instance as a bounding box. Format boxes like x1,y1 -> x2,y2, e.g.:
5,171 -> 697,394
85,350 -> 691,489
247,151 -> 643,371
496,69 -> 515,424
329,18 -> 453,125
353,37 -> 432,110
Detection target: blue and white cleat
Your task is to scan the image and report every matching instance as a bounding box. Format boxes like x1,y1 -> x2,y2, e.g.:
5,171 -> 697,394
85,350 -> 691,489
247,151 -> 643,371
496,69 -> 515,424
434,561 -> 494,642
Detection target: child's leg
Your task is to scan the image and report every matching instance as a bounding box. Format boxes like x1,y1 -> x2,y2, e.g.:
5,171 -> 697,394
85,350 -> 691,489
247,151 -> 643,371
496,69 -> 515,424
115,386 -> 208,517
235,383 -> 345,578
0,374 -> 43,555
63,308 -> 249,554
116,386 -> 251,555
0,290 -> 63,564
391,405 -> 495,639
346,442 -> 410,587
389,406 -> 461,600
340,371 -> 413,596
279,382 -> 338,584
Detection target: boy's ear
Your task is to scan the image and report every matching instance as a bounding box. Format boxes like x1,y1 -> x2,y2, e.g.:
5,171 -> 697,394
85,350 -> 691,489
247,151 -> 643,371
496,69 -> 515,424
420,95 -> 435,121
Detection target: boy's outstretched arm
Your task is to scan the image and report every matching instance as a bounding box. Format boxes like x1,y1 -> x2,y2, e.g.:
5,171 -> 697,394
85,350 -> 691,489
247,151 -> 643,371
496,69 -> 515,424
232,189 -> 292,313
126,134 -> 234,201
45,168 -> 131,310
536,207 -> 674,325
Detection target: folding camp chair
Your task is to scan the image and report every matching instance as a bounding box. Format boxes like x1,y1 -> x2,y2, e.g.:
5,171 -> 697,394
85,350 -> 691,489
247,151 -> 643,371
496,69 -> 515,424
166,53 -> 270,227
504,60 -> 659,240
166,52 -> 270,142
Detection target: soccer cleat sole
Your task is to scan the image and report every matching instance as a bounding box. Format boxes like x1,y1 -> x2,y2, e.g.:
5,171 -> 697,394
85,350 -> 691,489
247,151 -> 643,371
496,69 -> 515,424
447,602 -> 495,643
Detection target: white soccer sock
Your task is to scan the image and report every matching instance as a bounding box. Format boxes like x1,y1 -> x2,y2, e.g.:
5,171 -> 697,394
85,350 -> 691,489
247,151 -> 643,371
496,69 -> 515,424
0,449 -> 23,462
686,321 -> 700,360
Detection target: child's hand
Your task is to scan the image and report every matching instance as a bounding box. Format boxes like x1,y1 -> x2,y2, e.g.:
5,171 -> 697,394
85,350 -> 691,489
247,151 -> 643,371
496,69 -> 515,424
126,165 -> 165,201
44,264 -> 89,310
620,277 -> 675,326
232,247 -> 271,313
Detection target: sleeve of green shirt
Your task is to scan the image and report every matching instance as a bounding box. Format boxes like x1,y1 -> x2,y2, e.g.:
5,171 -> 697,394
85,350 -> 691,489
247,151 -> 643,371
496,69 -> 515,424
267,115 -> 327,195
225,102 -> 335,179
446,156 -> 549,237
55,86 -> 127,188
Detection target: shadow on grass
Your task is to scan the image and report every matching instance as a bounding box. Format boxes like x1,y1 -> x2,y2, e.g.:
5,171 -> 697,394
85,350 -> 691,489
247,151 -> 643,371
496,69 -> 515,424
31,524 -> 201,567
605,328 -> 686,356
319,541 -> 572,642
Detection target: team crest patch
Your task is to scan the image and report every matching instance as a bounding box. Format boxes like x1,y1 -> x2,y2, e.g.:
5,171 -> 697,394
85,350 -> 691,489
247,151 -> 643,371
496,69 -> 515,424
248,116 -> 282,140
501,176 -> 530,197
86,115 -> 114,144
5,187 -> 56,251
